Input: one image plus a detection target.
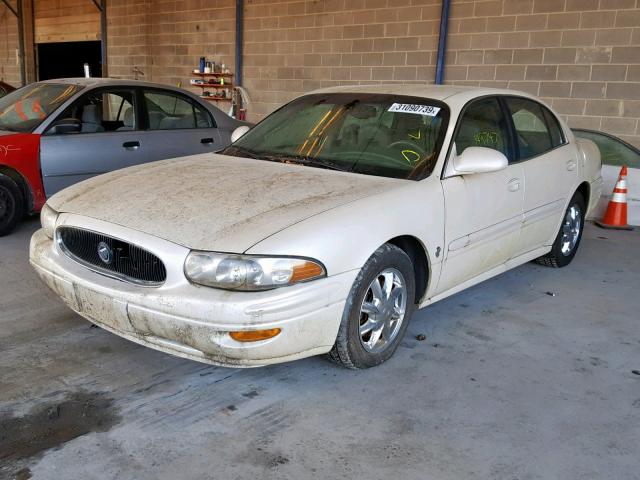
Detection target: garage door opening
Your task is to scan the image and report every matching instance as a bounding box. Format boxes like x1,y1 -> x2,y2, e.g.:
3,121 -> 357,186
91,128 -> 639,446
38,41 -> 102,80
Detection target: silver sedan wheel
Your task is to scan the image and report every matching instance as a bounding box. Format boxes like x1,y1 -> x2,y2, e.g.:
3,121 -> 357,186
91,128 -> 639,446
359,268 -> 407,353
561,203 -> 582,256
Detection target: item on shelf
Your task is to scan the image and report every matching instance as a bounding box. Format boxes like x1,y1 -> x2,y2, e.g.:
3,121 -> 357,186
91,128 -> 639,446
202,91 -> 211,97
190,79 -> 205,85
199,57 -> 206,73
204,62 -> 212,74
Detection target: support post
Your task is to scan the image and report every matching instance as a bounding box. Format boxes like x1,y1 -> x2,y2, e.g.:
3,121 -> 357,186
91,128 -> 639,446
92,0 -> 107,77
235,0 -> 243,87
16,0 -> 26,85
434,0 -> 451,85
100,0 -> 107,76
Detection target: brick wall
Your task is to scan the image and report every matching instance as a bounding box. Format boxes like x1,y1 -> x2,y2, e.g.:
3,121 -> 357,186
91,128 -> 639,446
1,0 -> 639,147
107,0 -> 152,79
0,6 -> 20,87
107,0 -> 235,102
444,0 -> 640,148
242,0 -> 443,118
240,0 -> 640,147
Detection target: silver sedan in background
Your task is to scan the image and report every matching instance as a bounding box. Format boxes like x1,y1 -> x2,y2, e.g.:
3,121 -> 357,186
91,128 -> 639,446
0,78 -> 247,202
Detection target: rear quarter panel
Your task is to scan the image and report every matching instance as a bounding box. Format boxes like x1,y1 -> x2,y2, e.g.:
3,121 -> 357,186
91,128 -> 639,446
574,137 -> 603,217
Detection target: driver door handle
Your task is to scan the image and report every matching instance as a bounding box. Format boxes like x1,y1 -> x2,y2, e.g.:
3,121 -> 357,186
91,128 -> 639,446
201,137 -> 214,145
123,141 -> 140,150
508,178 -> 520,192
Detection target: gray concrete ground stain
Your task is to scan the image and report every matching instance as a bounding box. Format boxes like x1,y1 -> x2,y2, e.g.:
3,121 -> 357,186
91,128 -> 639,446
0,391 -> 121,478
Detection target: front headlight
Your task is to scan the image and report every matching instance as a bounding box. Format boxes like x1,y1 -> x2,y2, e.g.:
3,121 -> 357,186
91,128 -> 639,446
40,204 -> 58,239
184,252 -> 326,291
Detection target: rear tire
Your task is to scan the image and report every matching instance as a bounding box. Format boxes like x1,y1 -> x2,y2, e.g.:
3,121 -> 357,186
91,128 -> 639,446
0,174 -> 23,237
535,191 -> 585,268
328,244 -> 416,369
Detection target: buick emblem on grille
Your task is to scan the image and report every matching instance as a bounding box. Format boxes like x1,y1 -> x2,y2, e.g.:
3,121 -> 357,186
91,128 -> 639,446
97,241 -> 114,265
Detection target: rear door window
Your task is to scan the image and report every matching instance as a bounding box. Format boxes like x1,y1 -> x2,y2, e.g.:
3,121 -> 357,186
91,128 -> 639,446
143,90 -> 213,130
505,97 -> 563,160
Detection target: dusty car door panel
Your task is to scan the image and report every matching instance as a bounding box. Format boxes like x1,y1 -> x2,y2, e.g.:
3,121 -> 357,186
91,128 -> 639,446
137,129 -> 222,162
438,165 -> 524,294
504,98 -> 578,256
436,96 -> 524,294
40,131 -> 147,197
519,147 -> 577,251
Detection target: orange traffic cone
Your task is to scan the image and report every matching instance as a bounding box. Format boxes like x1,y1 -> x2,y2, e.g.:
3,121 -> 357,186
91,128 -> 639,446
596,165 -> 634,230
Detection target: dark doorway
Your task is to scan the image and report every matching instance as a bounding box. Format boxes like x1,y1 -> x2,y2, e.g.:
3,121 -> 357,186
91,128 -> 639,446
37,41 -> 102,80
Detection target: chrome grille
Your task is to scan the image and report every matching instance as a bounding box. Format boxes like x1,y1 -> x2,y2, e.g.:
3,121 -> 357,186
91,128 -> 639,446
57,226 -> 167,286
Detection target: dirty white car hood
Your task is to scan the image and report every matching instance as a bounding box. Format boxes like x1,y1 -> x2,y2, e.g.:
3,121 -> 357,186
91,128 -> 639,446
48,154 -> 403,252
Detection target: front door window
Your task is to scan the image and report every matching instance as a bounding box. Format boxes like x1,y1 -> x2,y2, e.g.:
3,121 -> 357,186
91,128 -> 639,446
54,89 -> 137,133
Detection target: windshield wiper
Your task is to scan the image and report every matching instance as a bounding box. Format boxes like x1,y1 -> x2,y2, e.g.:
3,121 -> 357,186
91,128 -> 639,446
223,145 -> 264,160
276,155 -> 352,172
224,147 -> 351,172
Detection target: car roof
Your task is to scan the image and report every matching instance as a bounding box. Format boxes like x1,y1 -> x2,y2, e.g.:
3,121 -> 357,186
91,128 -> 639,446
308,84 -> 539,108
38,77 -> 184,90
31,77 -> 242,132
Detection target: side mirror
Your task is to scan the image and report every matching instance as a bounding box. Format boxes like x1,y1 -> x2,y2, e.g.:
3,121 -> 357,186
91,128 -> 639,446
49,118 -> 81,134
452,146 -> 508,175
230,125 -> 250,143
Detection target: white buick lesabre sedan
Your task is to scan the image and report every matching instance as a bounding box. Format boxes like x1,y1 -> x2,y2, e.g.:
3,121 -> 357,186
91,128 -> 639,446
30,85 -> 603,369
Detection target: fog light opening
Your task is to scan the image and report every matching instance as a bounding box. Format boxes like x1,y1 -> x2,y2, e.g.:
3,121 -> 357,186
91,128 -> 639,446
229,328 -> 281,342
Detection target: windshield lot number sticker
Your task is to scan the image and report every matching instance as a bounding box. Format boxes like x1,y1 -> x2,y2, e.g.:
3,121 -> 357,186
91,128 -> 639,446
388,104 -> 441,116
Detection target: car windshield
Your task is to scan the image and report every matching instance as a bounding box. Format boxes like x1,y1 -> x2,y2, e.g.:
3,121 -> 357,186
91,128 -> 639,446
0,83 -> 82,132
223,93 -> 449,180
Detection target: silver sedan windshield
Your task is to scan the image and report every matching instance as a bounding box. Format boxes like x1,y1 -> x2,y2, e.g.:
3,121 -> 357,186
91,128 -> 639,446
0,83 -> 82,133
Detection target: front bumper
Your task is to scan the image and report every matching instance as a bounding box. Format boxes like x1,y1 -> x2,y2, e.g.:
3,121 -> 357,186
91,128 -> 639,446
29,214 -> 358,367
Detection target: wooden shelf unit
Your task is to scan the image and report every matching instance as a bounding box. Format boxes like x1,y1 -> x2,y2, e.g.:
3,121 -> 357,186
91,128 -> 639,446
200,96 -> 232,102
191,83 -> 229,88
190,71 -> 234,102
192,72 -> 234,78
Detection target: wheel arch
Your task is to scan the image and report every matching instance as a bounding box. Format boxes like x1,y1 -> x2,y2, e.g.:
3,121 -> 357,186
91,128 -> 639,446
386,235 -> 430,304
576,181 -> 590,208
0,164 -> 34,213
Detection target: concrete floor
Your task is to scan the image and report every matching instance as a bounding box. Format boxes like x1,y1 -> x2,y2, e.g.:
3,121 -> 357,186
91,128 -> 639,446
1,218 -> 639,480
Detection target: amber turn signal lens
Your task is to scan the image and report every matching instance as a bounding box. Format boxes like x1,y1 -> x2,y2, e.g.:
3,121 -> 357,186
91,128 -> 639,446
229,328 -> 281,342
290,261 -> 325,283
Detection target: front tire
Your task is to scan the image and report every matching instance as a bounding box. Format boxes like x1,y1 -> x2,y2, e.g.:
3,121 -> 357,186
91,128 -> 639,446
0,174 -> 24,237
535,191 -> 585,268
328,244 -> 416,369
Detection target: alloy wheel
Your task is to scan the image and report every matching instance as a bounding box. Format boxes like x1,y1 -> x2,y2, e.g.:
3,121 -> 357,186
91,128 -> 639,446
561,203 -> 582,256
358,268 -> 407,353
